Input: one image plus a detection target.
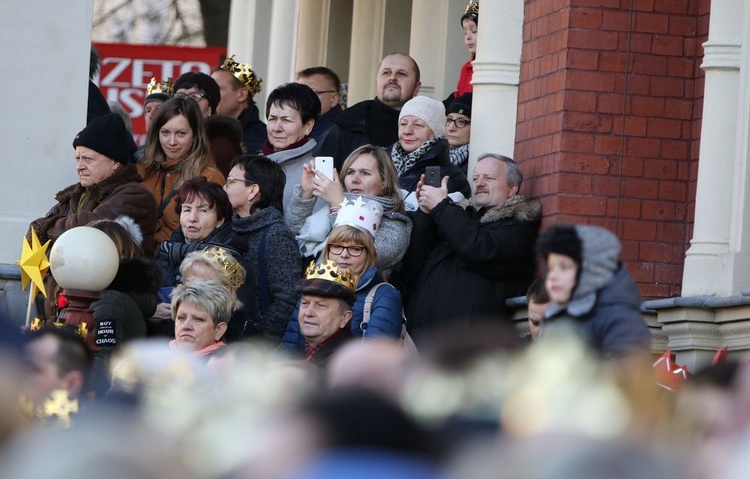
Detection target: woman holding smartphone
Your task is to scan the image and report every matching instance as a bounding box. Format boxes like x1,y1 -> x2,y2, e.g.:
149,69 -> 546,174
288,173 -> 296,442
285,145 -> 411,277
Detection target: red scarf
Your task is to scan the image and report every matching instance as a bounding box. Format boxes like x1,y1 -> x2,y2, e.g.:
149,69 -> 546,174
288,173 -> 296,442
261,137 -> 309,155
304,328 -> 344,360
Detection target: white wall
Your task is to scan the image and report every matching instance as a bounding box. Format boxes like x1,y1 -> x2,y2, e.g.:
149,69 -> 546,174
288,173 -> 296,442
0,1 -> 92,264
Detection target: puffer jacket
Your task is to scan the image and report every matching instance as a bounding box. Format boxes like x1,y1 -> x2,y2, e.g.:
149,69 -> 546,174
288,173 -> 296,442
279,266 -> 404,353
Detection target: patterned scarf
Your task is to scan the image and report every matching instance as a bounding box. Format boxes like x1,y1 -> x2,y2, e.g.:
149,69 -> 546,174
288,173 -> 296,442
390,137 -> 442,175
449,144 -> 470,167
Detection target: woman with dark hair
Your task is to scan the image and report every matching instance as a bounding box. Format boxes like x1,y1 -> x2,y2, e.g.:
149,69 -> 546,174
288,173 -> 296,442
154,176 -> 245,286
137,96 -> 225,243
286,144 -> 411,276
262,82 -> 321,208
224,154 -> 303,344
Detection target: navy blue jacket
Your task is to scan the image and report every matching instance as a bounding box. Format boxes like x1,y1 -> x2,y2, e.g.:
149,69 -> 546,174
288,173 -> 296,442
279,266 -> 403,353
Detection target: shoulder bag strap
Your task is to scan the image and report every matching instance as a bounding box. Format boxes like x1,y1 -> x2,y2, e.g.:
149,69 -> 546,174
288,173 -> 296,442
360,282 -> 385,337
156,189 -> 179,220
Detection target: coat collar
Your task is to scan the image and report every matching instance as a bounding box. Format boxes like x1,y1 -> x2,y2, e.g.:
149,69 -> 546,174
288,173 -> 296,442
55,163 -> 143,204
479,195 -> 542,224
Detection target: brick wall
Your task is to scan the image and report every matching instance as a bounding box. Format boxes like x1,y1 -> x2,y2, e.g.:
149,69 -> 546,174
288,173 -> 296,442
516,0 -> 710,299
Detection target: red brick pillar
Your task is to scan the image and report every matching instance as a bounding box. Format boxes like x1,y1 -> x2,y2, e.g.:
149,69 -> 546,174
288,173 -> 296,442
516,0 -> 710,298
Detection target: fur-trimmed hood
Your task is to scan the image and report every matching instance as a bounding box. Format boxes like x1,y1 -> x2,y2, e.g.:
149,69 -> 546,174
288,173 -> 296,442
55,163 -> 143,204
479,195 -> 542,224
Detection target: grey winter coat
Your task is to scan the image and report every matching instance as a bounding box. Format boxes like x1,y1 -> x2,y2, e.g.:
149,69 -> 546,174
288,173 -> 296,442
285,186 -> 412,275
268,139 -> 316,211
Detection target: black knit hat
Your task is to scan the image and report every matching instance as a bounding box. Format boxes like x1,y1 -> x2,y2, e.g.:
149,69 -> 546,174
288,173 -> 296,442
536,224 -> 583,265
72,113 -> 131,164
174,72 -> 221,114
447,92 -> 473,118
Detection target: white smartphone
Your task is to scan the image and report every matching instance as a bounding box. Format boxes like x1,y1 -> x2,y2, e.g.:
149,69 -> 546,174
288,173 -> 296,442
315,156 -> 335,180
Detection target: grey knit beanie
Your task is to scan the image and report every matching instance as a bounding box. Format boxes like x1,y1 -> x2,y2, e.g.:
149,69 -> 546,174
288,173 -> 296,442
399,96 -> 446,138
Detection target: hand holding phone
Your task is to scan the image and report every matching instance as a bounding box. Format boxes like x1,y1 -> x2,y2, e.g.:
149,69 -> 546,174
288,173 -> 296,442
425,166 -> 441,188
315,156 -> 335,180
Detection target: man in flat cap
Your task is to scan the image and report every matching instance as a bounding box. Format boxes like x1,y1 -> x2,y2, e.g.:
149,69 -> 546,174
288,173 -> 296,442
285,261 -> 357,367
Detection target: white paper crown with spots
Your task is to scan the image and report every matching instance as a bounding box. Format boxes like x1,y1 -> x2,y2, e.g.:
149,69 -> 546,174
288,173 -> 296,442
333,196 -> 383,238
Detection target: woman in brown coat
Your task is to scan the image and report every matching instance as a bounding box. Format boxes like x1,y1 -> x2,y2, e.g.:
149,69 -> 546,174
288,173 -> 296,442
137,97 -> 225,244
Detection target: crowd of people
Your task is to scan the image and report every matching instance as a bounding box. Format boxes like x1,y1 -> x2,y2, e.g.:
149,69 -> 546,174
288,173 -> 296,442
7,2 -> 741,478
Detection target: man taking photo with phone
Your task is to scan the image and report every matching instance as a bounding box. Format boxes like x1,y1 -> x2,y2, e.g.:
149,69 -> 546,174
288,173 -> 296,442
400,153 -> 542,342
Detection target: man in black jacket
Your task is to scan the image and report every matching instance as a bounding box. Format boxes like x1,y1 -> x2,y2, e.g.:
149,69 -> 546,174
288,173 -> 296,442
318,52 -> 421,170
403,153 -> 542,342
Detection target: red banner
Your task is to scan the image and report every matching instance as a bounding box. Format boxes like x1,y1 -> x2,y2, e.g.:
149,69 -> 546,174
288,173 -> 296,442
94,43 -> 226,145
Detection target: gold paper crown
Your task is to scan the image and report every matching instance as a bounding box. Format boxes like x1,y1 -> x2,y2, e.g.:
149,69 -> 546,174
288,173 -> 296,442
465,1 -> 479,15
220,55 -> 263,96
202,247 -> 245,289
147,77 -> 174,95
304,260 -> 357,291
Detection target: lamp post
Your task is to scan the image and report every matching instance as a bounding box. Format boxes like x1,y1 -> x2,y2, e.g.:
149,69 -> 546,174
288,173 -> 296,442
49,226 -> 119,351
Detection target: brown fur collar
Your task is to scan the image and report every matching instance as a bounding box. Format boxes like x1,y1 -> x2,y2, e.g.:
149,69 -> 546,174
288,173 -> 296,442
55,163 -> 143,204
479,195 -> 542,224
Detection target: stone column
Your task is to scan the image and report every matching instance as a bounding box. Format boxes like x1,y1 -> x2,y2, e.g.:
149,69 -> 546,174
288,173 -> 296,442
0,0 -> 89,263
682,0 -> 744,296
228,0 -> 257,60
295,0 -> 330,73
408,0 -> 450,99
266,0 -> 300,96
346,0 -> 386,105
468,0 -> 524,176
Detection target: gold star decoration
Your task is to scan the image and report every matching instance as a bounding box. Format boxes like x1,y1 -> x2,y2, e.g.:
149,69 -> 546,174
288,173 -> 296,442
16,228 -> 50,297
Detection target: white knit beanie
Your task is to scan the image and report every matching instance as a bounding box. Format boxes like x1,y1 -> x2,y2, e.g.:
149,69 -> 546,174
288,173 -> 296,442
399,96 -> 446,138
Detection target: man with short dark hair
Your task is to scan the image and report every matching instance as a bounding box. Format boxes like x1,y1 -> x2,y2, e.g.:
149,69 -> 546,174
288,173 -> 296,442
296,66 -> 343,150
403,154 -> 542,341
22,327 -> 92,406
318,52 -> 421,170
212,56 -> 268,154
173,71 -> 221,119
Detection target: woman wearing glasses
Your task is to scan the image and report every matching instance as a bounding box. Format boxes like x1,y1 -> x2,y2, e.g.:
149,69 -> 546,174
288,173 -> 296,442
446,93 -> 473,176
279,223 -> 404,354
286,145 -> 411,277
137,97 -> 225,243
224,154 -> 303,345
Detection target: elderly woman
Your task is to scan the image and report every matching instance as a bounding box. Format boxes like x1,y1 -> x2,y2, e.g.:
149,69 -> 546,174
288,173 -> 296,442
154,247 -> 254,342
262,82 -> 321,208
446,93 -> 472,176
224,155 -> 303,344
137,97 -> 225,243
154,176 -> 246,287
280,220 -> 405,354
285,145 -> 411,275
388,96 -> 470,211
29,113 -> 157,319
170,279 -> 233,356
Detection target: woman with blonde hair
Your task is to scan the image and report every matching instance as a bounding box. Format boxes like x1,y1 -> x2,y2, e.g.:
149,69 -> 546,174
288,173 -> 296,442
137,96 -> 225,243
286,144 -> 411,276
280,219 -> 404,355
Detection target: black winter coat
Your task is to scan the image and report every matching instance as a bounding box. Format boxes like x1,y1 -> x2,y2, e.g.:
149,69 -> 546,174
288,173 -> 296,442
91,259 -> 161,395
318,99 -> 400,170
403,195 -> 542,341
392,139 -> 471,199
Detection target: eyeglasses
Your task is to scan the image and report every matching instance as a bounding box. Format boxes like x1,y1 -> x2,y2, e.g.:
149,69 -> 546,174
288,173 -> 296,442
328,244 -> 365,257
446,117 -> 471,129
312,89 -> 337,96
175,91 -> 206,102
226,176 -> 254,187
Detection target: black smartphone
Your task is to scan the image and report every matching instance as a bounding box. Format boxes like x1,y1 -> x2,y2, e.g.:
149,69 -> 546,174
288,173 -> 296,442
425,166 -> 441,187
